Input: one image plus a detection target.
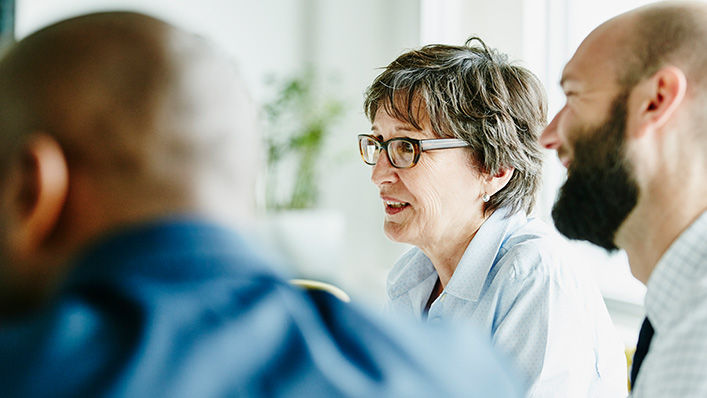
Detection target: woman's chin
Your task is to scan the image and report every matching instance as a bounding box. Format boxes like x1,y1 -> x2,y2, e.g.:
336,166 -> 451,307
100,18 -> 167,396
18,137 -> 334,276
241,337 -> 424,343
383,221 -> 414,245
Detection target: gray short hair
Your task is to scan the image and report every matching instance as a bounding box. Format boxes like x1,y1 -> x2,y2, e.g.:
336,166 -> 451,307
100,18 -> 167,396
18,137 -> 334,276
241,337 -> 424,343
364,38 -> 546,215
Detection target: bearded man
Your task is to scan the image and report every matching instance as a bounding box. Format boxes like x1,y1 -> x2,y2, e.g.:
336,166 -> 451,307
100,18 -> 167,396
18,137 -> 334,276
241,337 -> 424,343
541,2 -> 707,396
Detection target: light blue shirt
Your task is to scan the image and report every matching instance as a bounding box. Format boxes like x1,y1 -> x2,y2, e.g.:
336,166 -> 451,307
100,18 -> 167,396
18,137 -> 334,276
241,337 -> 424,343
386,207 -> 628,397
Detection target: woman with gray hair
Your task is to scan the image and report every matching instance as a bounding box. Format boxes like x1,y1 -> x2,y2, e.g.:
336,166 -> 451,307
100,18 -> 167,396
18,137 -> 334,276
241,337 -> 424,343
358,38 -> 627,397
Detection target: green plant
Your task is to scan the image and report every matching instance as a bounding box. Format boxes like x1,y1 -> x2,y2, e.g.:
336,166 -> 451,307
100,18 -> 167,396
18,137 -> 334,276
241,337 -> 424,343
263,70 -> 343,210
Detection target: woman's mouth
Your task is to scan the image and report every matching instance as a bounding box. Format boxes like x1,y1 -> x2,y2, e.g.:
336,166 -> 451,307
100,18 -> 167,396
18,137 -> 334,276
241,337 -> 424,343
384,200 -> 410,215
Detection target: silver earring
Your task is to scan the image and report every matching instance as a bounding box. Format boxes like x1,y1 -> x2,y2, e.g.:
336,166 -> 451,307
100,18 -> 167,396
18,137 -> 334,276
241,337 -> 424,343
482,193 -> 490,203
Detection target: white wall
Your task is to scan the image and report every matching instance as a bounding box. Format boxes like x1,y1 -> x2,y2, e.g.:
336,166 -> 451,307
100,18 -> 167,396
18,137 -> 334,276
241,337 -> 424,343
17,0 -> 306,102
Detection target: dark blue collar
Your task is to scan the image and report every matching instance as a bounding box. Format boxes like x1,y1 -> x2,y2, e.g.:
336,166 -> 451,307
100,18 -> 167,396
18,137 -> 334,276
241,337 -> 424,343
62,217 -> 281,290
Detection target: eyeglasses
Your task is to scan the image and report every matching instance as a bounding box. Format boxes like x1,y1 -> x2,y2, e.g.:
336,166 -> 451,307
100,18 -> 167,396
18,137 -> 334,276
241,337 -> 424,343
357,134 -> 470,169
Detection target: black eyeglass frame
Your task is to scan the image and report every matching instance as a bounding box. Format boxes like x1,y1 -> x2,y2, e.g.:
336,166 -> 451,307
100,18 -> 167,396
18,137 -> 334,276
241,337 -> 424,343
357,134 -> 471,169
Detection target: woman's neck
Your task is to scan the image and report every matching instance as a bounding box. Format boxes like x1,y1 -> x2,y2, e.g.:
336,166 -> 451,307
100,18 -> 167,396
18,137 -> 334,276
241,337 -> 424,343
420,212 -> 490,288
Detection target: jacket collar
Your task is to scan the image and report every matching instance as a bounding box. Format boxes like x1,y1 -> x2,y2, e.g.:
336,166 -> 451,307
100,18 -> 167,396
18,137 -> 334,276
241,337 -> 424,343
62,217 -> 279,290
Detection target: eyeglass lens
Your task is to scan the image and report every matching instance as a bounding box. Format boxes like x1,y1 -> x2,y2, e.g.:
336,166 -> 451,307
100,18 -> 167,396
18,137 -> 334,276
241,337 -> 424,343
389,140 -> 415,166
359,136 -> 416,167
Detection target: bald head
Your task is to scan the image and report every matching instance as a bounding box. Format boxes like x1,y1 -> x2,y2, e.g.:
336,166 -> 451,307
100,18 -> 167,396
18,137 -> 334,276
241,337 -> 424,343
0,12 -> 259,312
0,11 -> 258,220
607,2 -> 707,91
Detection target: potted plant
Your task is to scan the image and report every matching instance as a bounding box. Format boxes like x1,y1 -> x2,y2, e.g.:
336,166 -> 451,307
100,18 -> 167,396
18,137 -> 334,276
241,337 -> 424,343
259,69 -> 345,281
262,69 -> 343,210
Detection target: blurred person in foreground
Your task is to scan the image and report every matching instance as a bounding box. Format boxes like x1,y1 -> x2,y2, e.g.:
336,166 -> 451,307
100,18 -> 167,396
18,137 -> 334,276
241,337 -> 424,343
540,2 -> 707,396
0,11 -> 523,397
359,39 -> 627,397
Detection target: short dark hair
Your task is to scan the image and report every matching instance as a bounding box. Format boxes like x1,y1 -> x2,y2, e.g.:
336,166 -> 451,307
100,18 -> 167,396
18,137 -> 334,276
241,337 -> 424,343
364,37 -> 546,215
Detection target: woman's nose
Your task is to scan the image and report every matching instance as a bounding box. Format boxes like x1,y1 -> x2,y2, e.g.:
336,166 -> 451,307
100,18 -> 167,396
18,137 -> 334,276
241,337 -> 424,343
371,150 -> 398,186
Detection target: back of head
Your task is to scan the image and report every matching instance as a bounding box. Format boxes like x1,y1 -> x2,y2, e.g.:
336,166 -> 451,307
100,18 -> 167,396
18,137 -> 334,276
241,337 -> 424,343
0,12 -> 258,313
0,11 -> 258,225
364,38 -> 546,215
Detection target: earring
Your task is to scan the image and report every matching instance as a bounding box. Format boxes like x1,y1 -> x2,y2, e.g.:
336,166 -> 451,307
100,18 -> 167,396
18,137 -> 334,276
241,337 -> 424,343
482,193 -> 490,203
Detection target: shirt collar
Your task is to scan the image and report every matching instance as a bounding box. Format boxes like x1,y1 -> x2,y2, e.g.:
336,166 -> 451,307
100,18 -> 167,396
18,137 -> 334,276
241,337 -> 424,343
387,248 -> 437,300
387,207 -> 525,302
644,210 -> 707,334
445,207 -> 525,301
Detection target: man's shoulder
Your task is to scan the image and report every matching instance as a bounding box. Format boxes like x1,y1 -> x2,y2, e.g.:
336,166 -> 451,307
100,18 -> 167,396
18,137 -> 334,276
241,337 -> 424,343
0,276 -> 522,397
302,289 -> 523,397
634,285 -> 707,396
0,220 -> 523,397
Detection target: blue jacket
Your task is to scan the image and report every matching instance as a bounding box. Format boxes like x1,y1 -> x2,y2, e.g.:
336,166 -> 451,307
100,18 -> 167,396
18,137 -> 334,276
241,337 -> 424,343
0,219 -> 521,397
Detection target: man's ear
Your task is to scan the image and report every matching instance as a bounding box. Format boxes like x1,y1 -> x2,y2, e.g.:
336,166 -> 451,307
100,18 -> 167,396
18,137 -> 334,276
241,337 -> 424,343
8,133 -> 69,259
484,167 -> 514,197
632,66 -> 687,137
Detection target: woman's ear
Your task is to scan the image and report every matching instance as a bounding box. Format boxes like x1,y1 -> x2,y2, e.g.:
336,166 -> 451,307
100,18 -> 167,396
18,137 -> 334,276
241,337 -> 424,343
484,167 -> 514,197
7,133 -> 69,260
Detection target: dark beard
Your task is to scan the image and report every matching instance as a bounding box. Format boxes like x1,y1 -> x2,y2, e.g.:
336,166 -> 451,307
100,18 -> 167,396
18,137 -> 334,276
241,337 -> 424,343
551,92 -> 639,251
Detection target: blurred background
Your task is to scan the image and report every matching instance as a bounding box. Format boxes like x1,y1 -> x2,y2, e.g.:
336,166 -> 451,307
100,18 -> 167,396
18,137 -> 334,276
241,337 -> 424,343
8,0 -> 685,347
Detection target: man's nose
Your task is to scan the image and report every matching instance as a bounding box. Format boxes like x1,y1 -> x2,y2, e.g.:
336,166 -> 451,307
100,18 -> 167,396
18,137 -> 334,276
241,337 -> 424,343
540,112 -> 562,150
371,150 -> 398,186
